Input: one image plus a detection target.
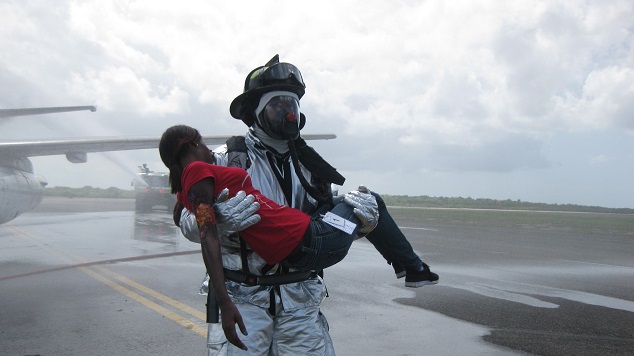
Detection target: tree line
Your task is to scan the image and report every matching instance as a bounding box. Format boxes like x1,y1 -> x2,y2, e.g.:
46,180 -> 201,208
380,195 -> 633,214
44,186 -> 134,199
44,186 -> 633,214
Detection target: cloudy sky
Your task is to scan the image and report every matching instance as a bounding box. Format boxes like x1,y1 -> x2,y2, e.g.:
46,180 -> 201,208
1,0 -> 633,208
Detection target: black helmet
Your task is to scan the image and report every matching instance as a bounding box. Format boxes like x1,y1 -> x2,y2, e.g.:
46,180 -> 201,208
230,54 -> 306,126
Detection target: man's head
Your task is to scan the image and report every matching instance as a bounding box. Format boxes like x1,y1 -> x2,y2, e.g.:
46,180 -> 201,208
230,55 -> 306,139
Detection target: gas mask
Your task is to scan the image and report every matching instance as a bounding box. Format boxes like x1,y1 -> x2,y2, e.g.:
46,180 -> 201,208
255,92 -> 301,140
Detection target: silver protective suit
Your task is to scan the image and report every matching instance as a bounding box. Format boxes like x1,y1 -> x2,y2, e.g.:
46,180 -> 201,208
180,129 -> 335,355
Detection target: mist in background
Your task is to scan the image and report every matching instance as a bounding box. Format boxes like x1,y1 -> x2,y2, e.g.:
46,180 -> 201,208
1,1 -> 632,208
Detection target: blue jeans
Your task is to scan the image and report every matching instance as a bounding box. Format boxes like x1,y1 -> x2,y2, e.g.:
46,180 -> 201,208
364,192 -> 423,272
284,197 -> 359,271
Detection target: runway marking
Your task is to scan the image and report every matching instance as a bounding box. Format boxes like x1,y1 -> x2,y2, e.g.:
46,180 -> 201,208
7,226 -> 208,337
493,327 -> 634,342
0,250 -> 200,281
555,258 -> 634,270
95,265 -> 207,321
399,226 -> 439,231
80,266 -> 208,336
442,278 -> 634,313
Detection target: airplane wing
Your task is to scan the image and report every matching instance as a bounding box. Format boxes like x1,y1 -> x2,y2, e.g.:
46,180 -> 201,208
0,106 -> 97,119
1,105 -> 335,162
0,133 -> 336,163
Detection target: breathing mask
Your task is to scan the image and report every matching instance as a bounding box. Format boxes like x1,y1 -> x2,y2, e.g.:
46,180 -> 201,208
255,91 -> 301,140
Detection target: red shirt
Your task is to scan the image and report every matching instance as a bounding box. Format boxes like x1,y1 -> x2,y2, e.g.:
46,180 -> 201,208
180,161 -> 310,265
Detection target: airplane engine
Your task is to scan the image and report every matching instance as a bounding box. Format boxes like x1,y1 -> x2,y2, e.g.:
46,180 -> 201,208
0,163 -> 46,224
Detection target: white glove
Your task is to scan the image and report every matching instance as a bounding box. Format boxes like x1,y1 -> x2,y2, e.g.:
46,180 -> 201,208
214,188 -> 261,237
343,185 -> 379,236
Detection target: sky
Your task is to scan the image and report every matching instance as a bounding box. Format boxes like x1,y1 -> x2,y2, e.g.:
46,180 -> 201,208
1,0 -> 633,208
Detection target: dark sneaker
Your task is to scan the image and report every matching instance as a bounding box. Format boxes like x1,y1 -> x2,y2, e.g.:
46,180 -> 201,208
392,263 -> 406,279
405,263 -> 439,287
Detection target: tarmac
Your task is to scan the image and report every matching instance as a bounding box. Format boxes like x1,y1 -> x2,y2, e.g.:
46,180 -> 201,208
1,197 -> 633,355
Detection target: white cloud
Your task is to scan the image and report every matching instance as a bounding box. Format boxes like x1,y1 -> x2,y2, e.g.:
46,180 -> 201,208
1,0 -> 633,207
588,154 -> 610,164
69,66 -> 189,115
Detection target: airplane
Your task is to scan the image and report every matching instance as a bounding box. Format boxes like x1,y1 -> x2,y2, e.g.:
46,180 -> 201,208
0,106 -> 336,225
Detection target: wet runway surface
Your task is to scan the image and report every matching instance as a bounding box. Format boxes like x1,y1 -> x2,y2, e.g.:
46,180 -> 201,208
1,197 -> 633,355
389,216 -> 634,356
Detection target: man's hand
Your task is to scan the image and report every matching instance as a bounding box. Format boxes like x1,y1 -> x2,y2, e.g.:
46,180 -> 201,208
214,189 -> 261,237
343,185 -> 379,236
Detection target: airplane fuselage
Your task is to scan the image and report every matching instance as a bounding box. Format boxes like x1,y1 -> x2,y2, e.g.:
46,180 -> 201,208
0,157 -> 46,224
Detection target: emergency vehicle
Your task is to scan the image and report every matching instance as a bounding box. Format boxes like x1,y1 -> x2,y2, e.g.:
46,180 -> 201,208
132,164 -> 175,212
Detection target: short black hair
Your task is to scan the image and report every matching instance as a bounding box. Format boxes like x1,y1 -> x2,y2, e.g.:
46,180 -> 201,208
159,125 -> 201,193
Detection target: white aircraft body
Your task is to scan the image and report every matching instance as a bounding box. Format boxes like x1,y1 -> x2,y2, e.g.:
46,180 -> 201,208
0,106 -> 335,225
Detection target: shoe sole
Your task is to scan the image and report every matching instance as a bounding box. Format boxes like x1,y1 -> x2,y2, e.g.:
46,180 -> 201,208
395,271 -> 406,279
405,280 -> 438,288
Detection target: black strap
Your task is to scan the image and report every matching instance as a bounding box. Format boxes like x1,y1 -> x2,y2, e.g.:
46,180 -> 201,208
206,284 -> 219,323
269,287 -> 278,316
239,237 -> 250,274
288,138 -> 331,204
223,268 -> 317,286
293,138 -> 345,185
261,263 -> 276,275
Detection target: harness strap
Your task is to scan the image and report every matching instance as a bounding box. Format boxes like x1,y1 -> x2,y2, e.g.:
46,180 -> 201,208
207,268 -> 316,323
261,263 -> 276,275
269,286 -> 278,316
206,284 -> 219,323
223,268 -> 317,286
239,237 -> 249,273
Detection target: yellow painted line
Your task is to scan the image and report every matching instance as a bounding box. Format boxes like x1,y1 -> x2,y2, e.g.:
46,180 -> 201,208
8,226 -> 208,337
80,266 -> 208,336
95,265 -> 207,321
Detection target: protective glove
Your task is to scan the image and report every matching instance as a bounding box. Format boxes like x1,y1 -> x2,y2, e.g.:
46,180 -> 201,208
180,208 -> 201,243
343,185 -> 379,236
214,188 -> 261,238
